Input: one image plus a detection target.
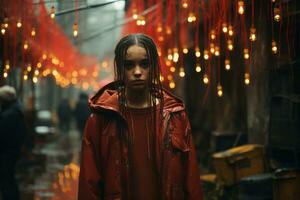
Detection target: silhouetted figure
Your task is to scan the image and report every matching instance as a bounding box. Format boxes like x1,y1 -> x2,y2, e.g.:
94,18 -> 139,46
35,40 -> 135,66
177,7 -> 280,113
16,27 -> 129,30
57,98 -> 72,133
74,93 -> 90,138
0,85 -> 26,200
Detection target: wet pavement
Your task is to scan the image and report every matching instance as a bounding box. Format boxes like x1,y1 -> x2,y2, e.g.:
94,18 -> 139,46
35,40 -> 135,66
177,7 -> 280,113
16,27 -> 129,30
16,127 -> 81,200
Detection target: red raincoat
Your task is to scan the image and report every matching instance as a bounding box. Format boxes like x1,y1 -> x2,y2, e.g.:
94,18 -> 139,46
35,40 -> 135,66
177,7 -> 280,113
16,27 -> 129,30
78,82 -> 203,200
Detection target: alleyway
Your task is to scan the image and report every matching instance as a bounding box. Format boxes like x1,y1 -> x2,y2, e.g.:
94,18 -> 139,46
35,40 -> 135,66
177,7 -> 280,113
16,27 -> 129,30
16,126 -> 81,200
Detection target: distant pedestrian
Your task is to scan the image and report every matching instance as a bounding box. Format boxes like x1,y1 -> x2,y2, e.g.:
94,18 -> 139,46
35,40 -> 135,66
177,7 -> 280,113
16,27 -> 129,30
74,93 -> 90,138
0,85 -> 27,200
57,98 -> 72,133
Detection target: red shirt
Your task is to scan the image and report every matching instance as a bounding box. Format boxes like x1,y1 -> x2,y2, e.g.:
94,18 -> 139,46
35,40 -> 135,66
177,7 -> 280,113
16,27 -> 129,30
125,106 -> 159,200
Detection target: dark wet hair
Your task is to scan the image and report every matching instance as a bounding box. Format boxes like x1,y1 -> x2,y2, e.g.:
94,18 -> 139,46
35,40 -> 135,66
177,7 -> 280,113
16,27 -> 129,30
114,33 -> 164,159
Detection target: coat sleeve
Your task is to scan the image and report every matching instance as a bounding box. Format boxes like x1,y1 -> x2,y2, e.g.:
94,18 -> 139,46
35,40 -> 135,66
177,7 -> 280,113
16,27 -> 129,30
182,112 -> 204,200
78,114 -> 103,200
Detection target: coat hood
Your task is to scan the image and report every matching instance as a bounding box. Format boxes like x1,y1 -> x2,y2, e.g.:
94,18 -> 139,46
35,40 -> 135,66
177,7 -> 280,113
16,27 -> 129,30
89,81 -> 185,116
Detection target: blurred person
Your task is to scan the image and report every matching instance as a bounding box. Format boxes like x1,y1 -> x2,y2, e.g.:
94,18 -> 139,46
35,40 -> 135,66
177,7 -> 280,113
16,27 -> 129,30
57,98 -> 72,133
78,34 -> 203,200
0,85 -> 27,200
74,92 -> 90,138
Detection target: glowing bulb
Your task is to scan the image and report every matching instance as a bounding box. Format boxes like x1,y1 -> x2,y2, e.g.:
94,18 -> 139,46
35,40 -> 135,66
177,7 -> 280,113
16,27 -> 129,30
173,48 -> 179,63
73,23 -> 78,37
23,74 -> 28,80
182,1 -> 188,8
245,73 -> 250,85
167,75 -> 173,81
183,48 -> 189,54
238,1 -> 245,15
31,28 -> 36,37
27,65 -> 32,72
227,40 -> 233,51
136,16 -> 146,26
225,59 -> 231,70
170,66 -> 176,73
228,25 -> 234,36
195,47 -> 201,57
217,84 -> 223,97
23,42 -> 29,50
249,27 -> 256,41
17,20 -> 22,28
5,61 -> 10,70
1,27 -> 5,35
166,26 -> 172,35
214,46 -> 220,56
244,48 -> 249,59
42,53 -> 47,60
37,62 -> 42,68
33,76 -> 38,83
204,50 -> 209,60
4,18 -> 8,28
203,74 -> 209,84
210,43 -> 215,54
166,60 -> 171,66
169,81 -> 176,89
222,23 -> 228,33
3,72 -> 8,78
160,75 -> 164,82
272,40 -> 278,54
156,24 -> 163,33
179,67 -> 185,77
274,8 -> 281,22
196,64 -> 201,72
34,69 -> 39,76
50,6 -> 55,19
210,30 -> 216,40
187,13 -> 196,23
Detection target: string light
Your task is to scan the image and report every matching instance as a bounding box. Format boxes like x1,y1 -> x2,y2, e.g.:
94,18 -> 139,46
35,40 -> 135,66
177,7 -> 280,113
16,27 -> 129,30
249,27 -> 256,41
227,40 -> 234,51
37,62 -> 42,68
166,26 -> 172,35
156,24 -> 163,33
195,63 -> 201,72
214,46 -> 220,56
210,43 -> 215,54
42,53 -> 47,60
4,18 -> 8,28
238,1 -> 245,15
23,74 -> 28,80
17,19 -> 22,28
34,69 -> 39,76
169,81 -> 176,89
183,47 -> 189,54
203,74 -> 209,84
222,23 -> 228,33
225,59 -> 231,70
170,66 -> 176,73
173,48 -> 179,63
272,40 -> 278,54
73,23 -> 78,37
132,8 -> 138,19
182,0 -> 188,8
23,41 -> 29,50
159,74 -> 164,82
195,47 -> 201,57
274,7 -> 281,22
1,25 -> 5,35
244,48 -> 250,59
3,72 -> 8,78
27,64 -> 32,72
210,30 -> 216,40
203,50 -> 209,60
136,16 -> 146,26
228,25 -> 234,36
187,13 -> 196,23
33,76 -> 38,83
167,49 -> 173,60
244,73 -> 250,85
179,67 -> 185,77
31,28 -> 36,37
50,6 -> 56,19
217,84 -> 223,97
5,61 -> 10,70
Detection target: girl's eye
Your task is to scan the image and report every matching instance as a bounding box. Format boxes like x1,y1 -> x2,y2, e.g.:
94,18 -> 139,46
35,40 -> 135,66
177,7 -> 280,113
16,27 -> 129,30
124,61 -> 134,69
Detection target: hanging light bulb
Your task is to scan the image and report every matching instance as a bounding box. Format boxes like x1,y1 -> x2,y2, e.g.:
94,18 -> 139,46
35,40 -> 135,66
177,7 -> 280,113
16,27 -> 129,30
4,18 -> 8,28
173,48 -> 179,63
1,24 -> 5,35
274,7 -> 281,22
50,6 -> 55,19
5,60 -> 10,70
195,47 -> 201,57
225,59 -> 231,70
166,26 -> 172,35
210,30 -> 216,40
132,8 -> 138,19
42,53 -> 47,60
160,74 -> 164,82
272,40 -> 278,54
156,23 -> 163,33
238,1 -> 245,15
33,76 -> 38,83
170,66 -> 176,73
23,41 -> 29,50
183,47 -> 189,54
249,27 -> 256,41
73,23 -> 78,37
204,50 -> 209,60
17,19 -> 22,28
217,84 -> 223,97
222,23 -> 228,33
214,46 -> 220,56
23,74 -> 28,80
244,73 -> 250,85
203,74 -> 209,84
227,39 -> 234,51
169,81 -> 176,89
182,0 -> 188,8
27,64 -> 32,72
244,48 -> 250,59
167,49 -> 173,60
187,13 -> 196,23
31,28 -> 36,37
37,62 -> 42,68
228,25 -> 234,36
136,16 -> 146,26
3,71 -> 8,78
210,43 -> 215,54
195,63 -> 201,72
179,67 -> 185,77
